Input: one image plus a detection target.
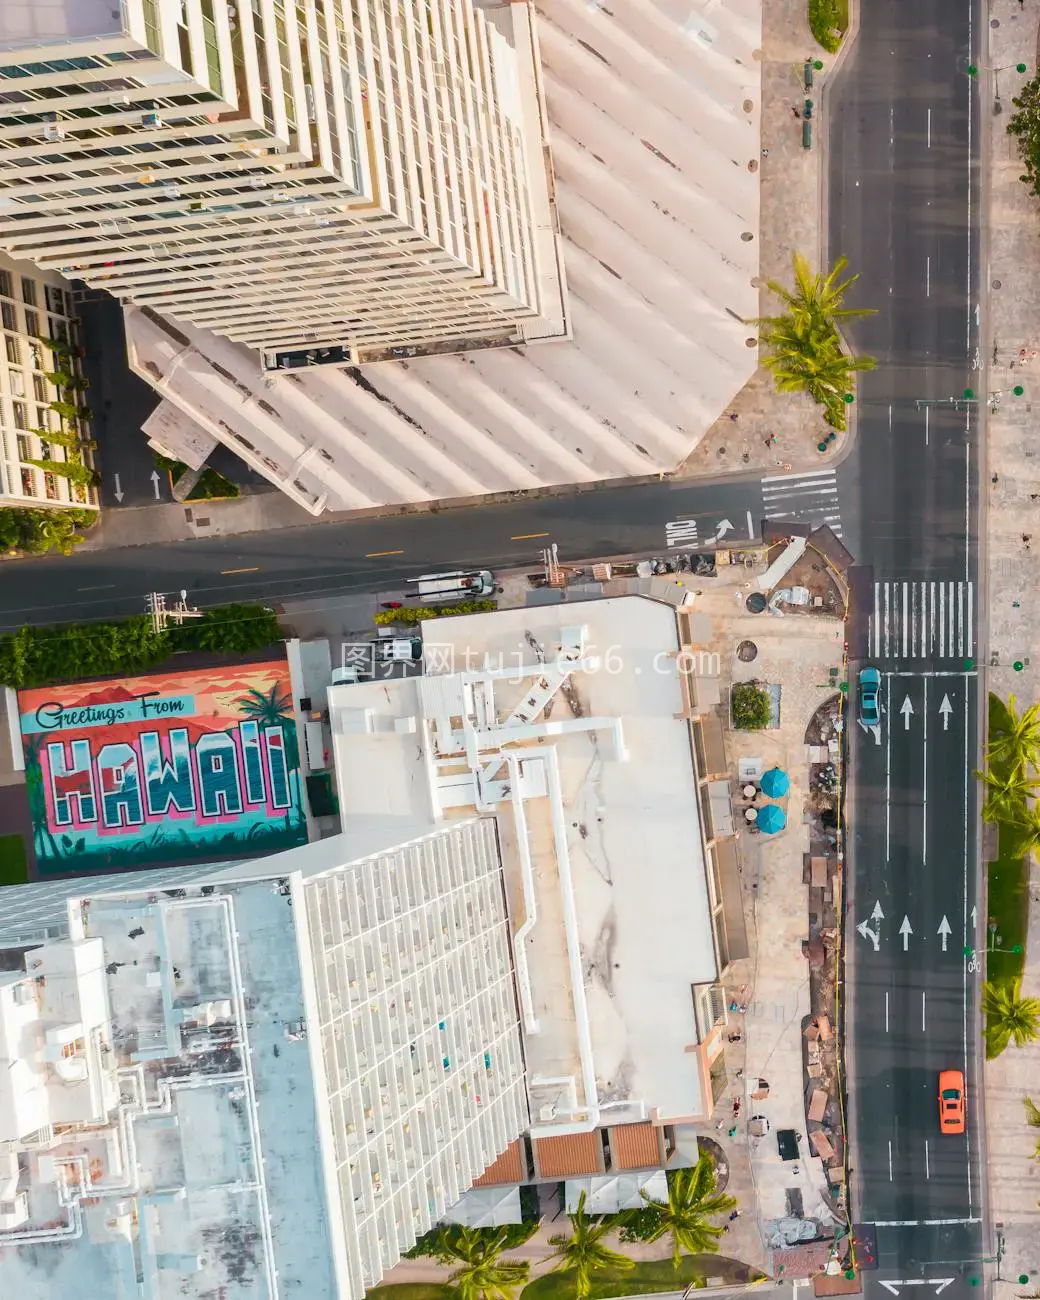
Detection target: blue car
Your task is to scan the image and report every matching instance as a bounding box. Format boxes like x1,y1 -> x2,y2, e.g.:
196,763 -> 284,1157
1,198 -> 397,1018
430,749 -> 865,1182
858,666 -> 881,727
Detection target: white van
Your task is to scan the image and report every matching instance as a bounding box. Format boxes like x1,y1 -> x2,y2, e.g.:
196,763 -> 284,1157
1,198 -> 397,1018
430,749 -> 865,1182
407,569 -> 495,602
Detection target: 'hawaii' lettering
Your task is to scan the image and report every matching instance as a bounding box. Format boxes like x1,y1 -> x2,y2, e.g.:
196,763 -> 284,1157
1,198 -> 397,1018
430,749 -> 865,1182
45,722 -> 291,830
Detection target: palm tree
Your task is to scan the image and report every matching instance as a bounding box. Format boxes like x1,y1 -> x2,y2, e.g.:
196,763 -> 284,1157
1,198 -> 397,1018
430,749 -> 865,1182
1007,803 -> 1040,859
978,765 -> 1040,825
1024,1096 -> 1040,1160
443,1227 -> 530,1300
987,695 -> 1040,777
644,1156 -> 737,1268
548,1192 -> 633,1299
984,979 -> 1040,1057
754,254 -> 876,428
761,253 -> 877,329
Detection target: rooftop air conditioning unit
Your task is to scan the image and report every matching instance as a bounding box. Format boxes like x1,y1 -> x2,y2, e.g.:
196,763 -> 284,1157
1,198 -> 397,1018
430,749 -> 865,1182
141,111 -> 161,129
42,124 -> 64,142
538,1104 -> 557,1123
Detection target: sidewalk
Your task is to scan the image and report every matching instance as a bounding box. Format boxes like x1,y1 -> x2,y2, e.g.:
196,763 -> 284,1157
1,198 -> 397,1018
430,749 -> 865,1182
981,0 -> 1040,1280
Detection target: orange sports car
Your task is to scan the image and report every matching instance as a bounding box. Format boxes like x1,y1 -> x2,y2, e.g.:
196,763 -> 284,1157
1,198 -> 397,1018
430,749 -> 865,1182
938,1070 -> 966,1135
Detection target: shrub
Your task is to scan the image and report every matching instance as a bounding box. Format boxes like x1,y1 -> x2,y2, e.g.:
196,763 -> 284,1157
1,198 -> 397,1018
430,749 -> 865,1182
0,507 -> 95,556
731,681 -> 771,730
27,457 -> 99,488
155,453 -> 240,501
374,599 -> 497,626
617,1205 -> 665,1243
0,603 -> 284,688
404,1222 -> 539,1262
808,0 -> 846,53
1009,74 -> 1040,196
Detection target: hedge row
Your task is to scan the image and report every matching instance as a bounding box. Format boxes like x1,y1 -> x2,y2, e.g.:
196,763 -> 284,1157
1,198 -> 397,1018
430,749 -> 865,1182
0,603 -> 282,688
373,599 -> 497,626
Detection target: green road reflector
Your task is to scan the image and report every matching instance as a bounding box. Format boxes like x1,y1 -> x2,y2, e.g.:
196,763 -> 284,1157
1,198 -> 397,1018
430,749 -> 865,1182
813,59 -> 824,70
818,441 -> 829,452
839,682 -> 848,693
969,1279 -> 980,1288
1014,385 -> 1025,396
1013,944 -> 1024,954
845,1271 -> 856,1281
968,64 -> 978,76
964,388 -> 975,399
964,658 -> 975,669
963,946 -> 974,957
1020,1278 -> 1030,1286
1014,661 -> 1024,672
843,393 -> 855,403
1018,64 -> 1028,74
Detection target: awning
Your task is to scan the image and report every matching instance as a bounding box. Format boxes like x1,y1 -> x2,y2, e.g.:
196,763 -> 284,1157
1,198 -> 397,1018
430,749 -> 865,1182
442,1185 -> 523,1228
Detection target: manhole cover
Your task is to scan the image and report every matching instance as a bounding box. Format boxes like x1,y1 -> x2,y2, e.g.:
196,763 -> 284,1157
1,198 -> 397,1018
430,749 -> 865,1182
745,593 -> 767,614
737,640 -> 759,662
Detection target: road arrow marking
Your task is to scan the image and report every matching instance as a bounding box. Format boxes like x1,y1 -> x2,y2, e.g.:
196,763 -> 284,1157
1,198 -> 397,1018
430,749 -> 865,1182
714,518 -> 734,541
857,920 -> 880,951
113,473 -> 124,503
871,900 -> 885,924
971,904 -> 977,927
938,916 -> 952,951
939,694 -> 953,731
879,1282 -> 955,1297
900,696 -> 914,731
899,915 -> 913,951
150,469 -> 161,499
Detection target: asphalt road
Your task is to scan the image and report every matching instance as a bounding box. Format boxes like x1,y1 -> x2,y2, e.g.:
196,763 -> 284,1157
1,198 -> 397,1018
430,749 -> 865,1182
833,0 -> 985,1296
0,468 -> 854,631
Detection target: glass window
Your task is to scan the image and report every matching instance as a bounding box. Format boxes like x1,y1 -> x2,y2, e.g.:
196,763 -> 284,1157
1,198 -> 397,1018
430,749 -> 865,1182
0,302 -> 13,330
23,309 -> 38,337
32,374 -> 47,402
11,402 -> 27,430
20,277 -> 36,305
0,270 -> 11,298
4,336 -> 18,364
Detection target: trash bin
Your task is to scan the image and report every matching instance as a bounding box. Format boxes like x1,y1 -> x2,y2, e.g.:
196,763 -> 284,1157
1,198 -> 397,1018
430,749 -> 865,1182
802,120 -> 813,150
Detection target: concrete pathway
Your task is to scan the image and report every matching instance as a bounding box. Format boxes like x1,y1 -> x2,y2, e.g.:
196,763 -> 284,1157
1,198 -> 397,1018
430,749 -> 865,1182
980,0 -> 1040,1281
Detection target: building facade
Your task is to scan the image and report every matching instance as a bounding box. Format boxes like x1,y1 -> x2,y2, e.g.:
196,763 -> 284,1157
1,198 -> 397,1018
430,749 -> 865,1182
0,818 -> 528,1299
0,250 -> 97,510
0,0 -> 566,368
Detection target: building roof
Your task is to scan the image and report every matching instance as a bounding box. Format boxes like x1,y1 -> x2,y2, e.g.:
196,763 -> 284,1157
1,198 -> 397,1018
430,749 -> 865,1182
122,0 -> 762,514
473,1139 -> 528,1186
0,0 -> 122,48
532,1131 -> 605,1179
326,596 -> 720,1127
608,1122 -> 665,1171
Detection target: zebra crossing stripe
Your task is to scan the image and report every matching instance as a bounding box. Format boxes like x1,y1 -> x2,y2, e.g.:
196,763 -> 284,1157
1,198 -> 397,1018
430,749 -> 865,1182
868,580 -> 973,660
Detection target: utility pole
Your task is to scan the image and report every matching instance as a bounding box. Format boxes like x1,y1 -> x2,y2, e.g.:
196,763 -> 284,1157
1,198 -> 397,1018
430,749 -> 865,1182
146,589 -> 201,634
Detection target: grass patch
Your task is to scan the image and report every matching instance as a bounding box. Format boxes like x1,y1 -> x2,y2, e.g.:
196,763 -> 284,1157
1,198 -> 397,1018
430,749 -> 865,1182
155,453 -> 240,501
0,834 -> 28,886
366,1287 -> 457,1300
808,0 -> 848,54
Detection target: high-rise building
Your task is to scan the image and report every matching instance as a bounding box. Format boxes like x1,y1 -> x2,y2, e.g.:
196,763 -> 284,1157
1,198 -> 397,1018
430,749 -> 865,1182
0,818 -> 527,1299
0,0 -> 566,368
0,250 -> 97,510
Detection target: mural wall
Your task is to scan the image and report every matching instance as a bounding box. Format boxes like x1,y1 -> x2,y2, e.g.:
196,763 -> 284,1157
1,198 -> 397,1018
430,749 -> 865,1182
18,659 -> 307,874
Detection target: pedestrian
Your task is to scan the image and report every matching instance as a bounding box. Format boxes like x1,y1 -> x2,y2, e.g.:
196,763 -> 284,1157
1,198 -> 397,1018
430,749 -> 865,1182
716,1119 -> 727,1130
729,1210 -> 741,1221
735,1068 -> 743,1079
728,1033 -> 742,1044
381,601 -> 403,609
764,433 -> 776,448
729,412 -> 740,422
722,1225 -> 731,1234
728,1126 -> 737,1138
792,107 -> 801,119
761,148 -> 769,157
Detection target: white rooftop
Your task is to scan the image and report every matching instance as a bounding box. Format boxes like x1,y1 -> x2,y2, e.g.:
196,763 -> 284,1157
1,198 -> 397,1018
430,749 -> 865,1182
123,0 -> 762,513
327,596 -> 719,1126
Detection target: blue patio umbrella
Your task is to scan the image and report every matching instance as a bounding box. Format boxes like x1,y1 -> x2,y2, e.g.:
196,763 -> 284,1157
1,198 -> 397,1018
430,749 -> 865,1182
760,767 -> 791,799
756,802 -> 786,834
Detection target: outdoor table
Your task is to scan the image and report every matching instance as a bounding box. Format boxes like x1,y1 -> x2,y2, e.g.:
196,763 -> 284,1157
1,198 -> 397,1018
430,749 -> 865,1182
744,808 -> 758,823
742,784 -> 757,799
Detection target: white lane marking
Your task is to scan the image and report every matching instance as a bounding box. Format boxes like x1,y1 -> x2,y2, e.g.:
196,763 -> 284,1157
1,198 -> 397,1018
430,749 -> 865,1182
902,583 -> 909,656
911,582 -> 917,656
760,468 -> 837,485
922,677 -> 929,865
885,989 -> 890,1033
888,1139 -> 894,1181
927,107 -> 932,148
922,990 -> 927,1032
939,583 -> 946,657
925,1137 -> 930,1179
958,581 -> 965,656
874,583 -> 881,658
925,405 -> 930,445
967,580 -> 973,654
746,509 -> 754,539
926,255 -> 931,297
884,583 -> 891,657
885,674 -> 892,861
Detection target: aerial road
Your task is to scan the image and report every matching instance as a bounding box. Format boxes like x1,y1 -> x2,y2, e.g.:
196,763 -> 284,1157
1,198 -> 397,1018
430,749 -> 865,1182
834,0 -> 985,1294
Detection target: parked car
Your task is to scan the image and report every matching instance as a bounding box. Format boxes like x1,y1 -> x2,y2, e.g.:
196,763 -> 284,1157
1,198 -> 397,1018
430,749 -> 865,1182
938,1069 -> 965,1135
857,665 -> 881,727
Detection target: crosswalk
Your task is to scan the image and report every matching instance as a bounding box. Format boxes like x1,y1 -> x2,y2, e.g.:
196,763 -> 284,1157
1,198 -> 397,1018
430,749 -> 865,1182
760,469 -> 843,537
867,579 -> 974,660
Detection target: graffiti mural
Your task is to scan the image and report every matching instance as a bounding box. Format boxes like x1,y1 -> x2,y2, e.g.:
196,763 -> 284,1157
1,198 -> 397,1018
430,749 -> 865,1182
19,659 -> 307,874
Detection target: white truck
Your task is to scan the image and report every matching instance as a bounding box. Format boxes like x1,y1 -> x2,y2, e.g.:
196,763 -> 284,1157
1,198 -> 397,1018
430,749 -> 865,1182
407,569 -> 495,602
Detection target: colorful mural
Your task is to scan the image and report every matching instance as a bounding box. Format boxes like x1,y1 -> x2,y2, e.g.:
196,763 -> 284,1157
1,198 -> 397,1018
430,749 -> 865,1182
18,659 -> 308,874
